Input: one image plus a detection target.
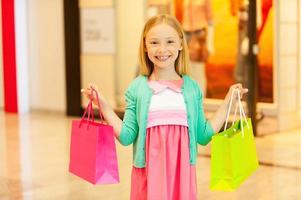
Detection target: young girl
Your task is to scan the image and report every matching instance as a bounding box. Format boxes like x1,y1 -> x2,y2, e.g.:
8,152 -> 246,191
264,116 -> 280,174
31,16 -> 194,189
82,14 -> 248,200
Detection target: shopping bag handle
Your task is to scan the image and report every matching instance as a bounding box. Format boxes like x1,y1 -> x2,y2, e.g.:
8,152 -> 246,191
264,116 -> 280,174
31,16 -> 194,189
90,88 -> 105,121
79,88 -> 106,128
227,89 -> 249,135
223,89 -> 249,136
79,100 -> 93,128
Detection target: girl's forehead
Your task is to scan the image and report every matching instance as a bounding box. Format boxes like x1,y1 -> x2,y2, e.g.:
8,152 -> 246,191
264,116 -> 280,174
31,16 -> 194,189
146,23 -> 180,39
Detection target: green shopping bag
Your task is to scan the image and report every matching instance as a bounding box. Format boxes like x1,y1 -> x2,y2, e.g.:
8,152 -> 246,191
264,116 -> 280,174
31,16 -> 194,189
210,89 -> 259,191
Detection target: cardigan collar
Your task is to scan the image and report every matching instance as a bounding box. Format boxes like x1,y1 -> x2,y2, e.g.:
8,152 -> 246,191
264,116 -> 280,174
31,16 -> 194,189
148,79 -> 183,94
142,75 -> 188,93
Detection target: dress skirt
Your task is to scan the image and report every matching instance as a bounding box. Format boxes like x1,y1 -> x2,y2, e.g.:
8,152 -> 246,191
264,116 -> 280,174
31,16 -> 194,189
130,125 -> 197,200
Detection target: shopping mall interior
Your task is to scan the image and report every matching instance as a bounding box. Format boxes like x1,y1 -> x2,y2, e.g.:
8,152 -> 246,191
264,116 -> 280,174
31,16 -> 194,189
1,0 -> 301,199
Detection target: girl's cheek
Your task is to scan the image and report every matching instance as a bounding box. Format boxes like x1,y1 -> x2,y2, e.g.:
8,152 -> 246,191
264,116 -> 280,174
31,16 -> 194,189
148,49 -> 157,54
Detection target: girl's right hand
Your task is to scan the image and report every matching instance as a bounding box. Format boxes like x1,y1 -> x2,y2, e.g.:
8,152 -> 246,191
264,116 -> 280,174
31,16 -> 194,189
81,84 -> 105,106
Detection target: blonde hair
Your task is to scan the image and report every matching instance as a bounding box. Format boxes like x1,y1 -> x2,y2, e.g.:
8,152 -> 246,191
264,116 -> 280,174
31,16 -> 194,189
138,14 -> 190,76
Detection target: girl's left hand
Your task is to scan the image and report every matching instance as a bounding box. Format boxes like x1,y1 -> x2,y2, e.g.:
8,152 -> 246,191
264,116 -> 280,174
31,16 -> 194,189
225,83 -> 248,103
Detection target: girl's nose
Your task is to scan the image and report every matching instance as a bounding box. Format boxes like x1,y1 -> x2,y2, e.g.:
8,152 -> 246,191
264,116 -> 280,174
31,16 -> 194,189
158,44 -> 166,52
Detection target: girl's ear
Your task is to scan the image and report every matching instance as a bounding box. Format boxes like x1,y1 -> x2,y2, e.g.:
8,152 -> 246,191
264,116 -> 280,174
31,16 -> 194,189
179,40 -> 183,51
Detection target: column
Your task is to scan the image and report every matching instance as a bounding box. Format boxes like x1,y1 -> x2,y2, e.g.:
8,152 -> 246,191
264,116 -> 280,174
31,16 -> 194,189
277,0 -> 300,130
1,0 -> 29,113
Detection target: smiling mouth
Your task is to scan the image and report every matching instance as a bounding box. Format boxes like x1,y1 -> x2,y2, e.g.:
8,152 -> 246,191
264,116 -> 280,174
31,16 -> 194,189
155,55 -> 171,62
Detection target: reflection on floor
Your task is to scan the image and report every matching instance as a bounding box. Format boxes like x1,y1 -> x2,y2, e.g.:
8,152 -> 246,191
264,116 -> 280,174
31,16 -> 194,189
0,111 -> 300,200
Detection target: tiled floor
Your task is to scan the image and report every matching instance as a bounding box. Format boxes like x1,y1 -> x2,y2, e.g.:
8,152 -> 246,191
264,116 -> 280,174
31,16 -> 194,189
0,111 -> 301,200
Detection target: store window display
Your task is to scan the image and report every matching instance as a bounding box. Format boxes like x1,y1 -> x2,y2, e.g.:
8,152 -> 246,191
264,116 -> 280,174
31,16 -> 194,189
230,0 -> 250,85
231,0 -> 273,92
179,0 -> 215,97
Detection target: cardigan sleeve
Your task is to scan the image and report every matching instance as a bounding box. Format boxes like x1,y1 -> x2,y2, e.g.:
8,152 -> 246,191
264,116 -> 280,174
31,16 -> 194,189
196,87 -> 215,145
118,86 -> 139,146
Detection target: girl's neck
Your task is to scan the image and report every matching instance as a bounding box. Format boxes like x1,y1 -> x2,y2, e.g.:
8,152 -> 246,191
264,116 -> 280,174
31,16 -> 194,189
150,68 -> 182,81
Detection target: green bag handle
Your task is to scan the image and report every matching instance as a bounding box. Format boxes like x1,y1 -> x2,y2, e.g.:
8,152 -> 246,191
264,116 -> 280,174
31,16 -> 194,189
223,89 -> 249,137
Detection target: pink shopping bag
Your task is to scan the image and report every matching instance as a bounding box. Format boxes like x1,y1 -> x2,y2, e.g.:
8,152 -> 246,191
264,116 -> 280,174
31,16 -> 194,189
69,90 -> 119,185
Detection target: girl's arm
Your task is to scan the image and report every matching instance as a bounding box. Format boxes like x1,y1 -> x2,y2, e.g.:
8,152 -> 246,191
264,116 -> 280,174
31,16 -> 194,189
81,84 -> 122,138
209,83 -> 248,133
99,101 -> 123,138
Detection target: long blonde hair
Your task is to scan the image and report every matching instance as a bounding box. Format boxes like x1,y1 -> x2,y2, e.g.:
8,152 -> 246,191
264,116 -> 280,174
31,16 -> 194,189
138,14 -> 190,76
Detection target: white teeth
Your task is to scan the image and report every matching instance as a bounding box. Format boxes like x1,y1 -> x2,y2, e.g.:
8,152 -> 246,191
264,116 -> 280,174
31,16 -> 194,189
156,56 -> 170,61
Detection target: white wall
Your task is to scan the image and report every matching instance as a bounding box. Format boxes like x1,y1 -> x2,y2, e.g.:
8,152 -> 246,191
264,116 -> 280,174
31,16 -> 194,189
79,0 -> 112,7
81,54 -> 116,108
115,0 -> 145,106
0,2 -> 3,109
28,0 -> 66,112
79,1 -> 116,108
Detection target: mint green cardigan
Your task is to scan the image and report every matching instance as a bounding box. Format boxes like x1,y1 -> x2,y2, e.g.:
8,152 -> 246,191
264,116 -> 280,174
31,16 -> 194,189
118,75 -> 215,168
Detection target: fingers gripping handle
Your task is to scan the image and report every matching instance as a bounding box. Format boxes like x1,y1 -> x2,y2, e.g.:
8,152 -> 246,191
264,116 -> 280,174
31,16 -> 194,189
79,87 -> 105,128
90,88 -> 105,121
223,89 -> 249,136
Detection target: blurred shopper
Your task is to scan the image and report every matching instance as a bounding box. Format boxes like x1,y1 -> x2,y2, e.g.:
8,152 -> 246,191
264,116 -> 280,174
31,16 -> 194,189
82,14 -> 247,200
231,0 -> 249,84
180,0 -> 215,97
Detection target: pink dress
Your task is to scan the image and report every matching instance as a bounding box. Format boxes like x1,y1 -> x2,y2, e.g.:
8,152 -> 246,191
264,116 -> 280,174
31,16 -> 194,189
130,79 -> 197,200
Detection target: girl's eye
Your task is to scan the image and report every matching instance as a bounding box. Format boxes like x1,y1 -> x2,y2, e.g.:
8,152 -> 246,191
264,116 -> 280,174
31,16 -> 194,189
150,41 -> 158,45
167,40 -> 175,44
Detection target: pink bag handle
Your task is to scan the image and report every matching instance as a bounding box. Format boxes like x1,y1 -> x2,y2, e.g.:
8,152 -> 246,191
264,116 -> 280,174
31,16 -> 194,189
90,88 -> 105,122
79,100 -> 93,128
79,87 -> 106,129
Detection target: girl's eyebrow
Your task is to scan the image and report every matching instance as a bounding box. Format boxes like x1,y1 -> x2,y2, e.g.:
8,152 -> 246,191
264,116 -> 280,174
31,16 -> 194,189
146,37 -> 159,40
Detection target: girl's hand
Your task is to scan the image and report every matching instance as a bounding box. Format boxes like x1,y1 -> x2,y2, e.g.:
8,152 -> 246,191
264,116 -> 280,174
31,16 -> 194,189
225,83 -> 248,103
81,84 -> 106,106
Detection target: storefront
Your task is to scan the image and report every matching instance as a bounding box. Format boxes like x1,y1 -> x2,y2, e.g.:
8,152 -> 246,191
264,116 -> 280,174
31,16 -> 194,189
1,0 -> 300,132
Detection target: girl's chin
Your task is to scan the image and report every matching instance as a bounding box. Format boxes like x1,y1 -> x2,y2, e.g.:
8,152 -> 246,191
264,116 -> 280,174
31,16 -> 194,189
154,64 -> 173,69
153,61 -> 175,69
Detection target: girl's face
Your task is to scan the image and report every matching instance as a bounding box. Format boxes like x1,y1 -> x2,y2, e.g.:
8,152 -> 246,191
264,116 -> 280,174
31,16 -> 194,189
145,23 -> 182,70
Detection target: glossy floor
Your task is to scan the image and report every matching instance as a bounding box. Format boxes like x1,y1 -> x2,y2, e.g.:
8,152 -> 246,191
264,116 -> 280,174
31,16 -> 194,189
0,111 -> 300,200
